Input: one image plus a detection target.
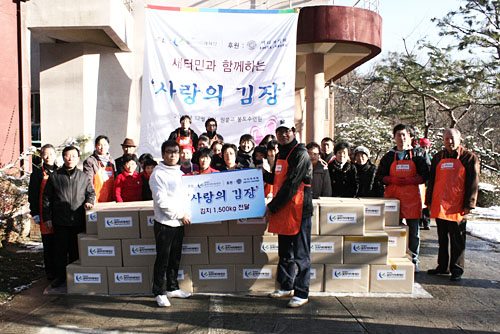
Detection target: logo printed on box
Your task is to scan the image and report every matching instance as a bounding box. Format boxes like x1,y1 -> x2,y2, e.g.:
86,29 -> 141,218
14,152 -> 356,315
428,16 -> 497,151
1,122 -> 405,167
237,218 -> 265,225
310,268 -> 317,280
114,272 -> 143,283
377,269 -> 406,280
395,164 -> 410,171
216,242 -> 245,253
441,162 -> 455,170
74,273 -> 102,284
388,236 -> 398,247
87,211 -> 97,222
199,269 -> 228,280
260,242 -> 279,253
147,216 -> 155,227
365,206 -> 382,217
88,246 -> 115,257
310,242 -> 335,253
182,243 -> 202,254
104,216 -> 133,228
243,268 -> 273,280
332,268 -> 362,280
327,213 -> 357,224
177,269 -> 185,280
351,243 -> 381,254
385,202 -> 398,212
130,244 -> 156,255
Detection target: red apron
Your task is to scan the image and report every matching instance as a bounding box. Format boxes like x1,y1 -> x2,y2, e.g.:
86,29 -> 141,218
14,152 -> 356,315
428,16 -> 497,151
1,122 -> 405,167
176,129 -> 193,147
268,144 -> 308,235
430,148 -> 466,222
94,162 -> 115,202
38,166 -> 54,235
384,151 -> 422,219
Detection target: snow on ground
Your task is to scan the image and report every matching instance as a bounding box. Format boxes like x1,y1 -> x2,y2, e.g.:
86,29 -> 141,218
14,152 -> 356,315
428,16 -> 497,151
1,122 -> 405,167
467,206 -> 500,243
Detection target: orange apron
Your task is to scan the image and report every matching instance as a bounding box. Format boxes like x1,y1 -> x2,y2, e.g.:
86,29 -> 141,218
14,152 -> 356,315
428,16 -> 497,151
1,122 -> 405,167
430,149 -> 466,222
176,129 -> 193,147
264,183 -> 273,198
38,166 -> 54,235
384,151 -> 422,219
94,162 -> 115,202
268,144 -> 308,235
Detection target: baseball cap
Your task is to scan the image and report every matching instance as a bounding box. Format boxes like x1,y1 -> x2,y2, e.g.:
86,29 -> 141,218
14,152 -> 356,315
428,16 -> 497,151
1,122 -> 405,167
354,145 -> 370,158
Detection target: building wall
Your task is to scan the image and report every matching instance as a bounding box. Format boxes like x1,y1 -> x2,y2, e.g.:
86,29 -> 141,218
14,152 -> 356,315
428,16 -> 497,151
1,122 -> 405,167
0,2 -> 21,166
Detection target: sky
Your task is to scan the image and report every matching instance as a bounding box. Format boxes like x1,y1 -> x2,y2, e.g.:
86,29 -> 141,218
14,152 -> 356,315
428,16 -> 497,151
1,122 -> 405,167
356,0 -> 462,71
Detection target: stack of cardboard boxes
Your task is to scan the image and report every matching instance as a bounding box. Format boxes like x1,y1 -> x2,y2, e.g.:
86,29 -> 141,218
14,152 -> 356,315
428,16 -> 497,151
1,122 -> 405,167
66,197 -> 414,295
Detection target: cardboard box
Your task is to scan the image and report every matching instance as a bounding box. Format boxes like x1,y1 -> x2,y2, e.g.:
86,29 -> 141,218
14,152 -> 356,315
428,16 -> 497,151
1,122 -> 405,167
66,262 -> 108,295
235,265 -> 277,292
369,258 -> 414,293
385,226 -> 408,258
311,200 -> 320,235
97,209 -> 140,240
309,264 -> 324,292
383,199 -> 400,226
186,220 -> 229,237
310,235 -> 343,264
319,203 -> 365,236
227,218 -> 270,236
107,266 -> 151,295
122,238 -> 156,267
148,265 -> 193,293
180,237 -> 209,265
192,265 -> 236,293
253,236 -> 279,264
208,236 -> 253,264
343,232 -> 388,265
85,210 -> 98,235
359,199 -> 385,231
78,235 -> 122,267
138,209 -> 155,239
324,264 -> 370,293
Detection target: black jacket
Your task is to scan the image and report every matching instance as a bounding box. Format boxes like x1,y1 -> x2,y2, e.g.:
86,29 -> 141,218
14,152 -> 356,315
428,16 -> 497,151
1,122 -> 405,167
28,163 -> 57,216
376,147 -> 430,184
236,150 -> 255,169
311,162 -> 332,199
328,160 -> 358,197
42,167 -> 96,227
264,139 -> 313,218
355,161 -> 384,197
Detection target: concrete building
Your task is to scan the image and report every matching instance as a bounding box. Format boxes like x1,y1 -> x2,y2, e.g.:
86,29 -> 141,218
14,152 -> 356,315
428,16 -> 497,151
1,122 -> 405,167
0,0 -> 381,163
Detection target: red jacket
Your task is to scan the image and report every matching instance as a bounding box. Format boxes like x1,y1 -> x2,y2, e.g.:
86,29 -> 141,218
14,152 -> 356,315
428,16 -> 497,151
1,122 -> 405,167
115,171 -> 143,202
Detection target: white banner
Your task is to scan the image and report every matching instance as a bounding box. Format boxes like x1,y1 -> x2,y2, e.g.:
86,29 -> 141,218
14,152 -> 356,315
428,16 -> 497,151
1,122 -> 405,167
140,6 -> 298,157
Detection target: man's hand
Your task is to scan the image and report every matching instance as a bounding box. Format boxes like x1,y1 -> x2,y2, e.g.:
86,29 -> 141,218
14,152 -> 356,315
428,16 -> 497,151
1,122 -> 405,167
84,202 -> 94,210
181,215 -> 191,225
463,208 -> 471,215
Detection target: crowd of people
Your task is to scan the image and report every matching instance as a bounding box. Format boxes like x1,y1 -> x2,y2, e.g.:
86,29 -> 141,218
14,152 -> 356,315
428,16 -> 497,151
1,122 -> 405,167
28,115 -> 480,308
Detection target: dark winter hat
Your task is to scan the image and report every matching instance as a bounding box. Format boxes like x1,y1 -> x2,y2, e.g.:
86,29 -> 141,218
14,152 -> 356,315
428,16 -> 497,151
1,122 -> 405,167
354,146 -> 370,158
121,138 -> 137,147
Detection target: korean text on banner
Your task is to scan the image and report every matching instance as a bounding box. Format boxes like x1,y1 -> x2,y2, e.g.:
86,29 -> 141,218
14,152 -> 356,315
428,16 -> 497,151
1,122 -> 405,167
140,7 -> 298,157
183,169 -> 266,224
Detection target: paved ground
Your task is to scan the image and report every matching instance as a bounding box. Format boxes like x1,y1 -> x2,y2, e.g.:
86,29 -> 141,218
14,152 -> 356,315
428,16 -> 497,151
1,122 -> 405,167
1,228 -> 499,334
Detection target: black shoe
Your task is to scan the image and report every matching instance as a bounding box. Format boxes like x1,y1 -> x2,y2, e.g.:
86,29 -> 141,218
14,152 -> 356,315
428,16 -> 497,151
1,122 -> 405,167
427,268 -> 450,275
50,277 -> 66,288
421,225 -> 431,230
450,274 -> 462,281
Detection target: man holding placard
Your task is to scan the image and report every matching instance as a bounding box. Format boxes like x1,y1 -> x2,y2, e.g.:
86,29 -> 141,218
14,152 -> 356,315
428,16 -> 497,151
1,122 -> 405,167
265,122 -> 313,308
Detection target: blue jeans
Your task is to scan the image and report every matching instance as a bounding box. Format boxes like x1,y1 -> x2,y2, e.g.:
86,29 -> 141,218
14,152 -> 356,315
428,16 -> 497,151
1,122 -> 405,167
277,216 -> 312,299
404,219 -> 420,265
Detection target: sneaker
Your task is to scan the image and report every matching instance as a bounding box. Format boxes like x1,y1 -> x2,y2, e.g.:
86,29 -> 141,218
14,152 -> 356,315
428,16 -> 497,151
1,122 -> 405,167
450,274 -> 462,282
167,289 -> 192,299
268,289 -> 293,299
287,296 -> 309,308
427,268 -> 450,275
421,225 -> 431,230
155,295 -> 171,307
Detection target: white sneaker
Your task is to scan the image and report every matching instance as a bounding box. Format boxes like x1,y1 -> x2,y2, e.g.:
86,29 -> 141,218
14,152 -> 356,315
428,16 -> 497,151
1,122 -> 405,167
155,294 -> 171,307
268,289 -> 294,299
287,296 -> 309,308
167,289 -> 192,299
